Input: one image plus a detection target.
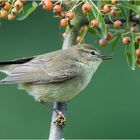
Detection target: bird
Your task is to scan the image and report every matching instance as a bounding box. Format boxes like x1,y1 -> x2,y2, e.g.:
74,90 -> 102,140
0,44 -> 111,103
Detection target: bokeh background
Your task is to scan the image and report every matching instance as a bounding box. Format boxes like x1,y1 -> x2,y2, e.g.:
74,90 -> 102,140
0,6 -> 140,139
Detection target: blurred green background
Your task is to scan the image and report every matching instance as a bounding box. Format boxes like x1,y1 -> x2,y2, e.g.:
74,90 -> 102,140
0,7 -> 140,139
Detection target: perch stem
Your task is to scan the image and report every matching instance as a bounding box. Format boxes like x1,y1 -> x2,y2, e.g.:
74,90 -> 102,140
48,1 -> 88,140
48,102 -> 67,139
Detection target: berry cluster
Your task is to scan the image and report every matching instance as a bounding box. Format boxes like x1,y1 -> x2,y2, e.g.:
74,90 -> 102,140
122,29 -> 139,45
0,0 -> 139,70
41,0 -> 75,28
79,1 -> 121,47
99,1 -> 122,46
84,1 -> 139,49
0,0 -> 25,20
41,0 -> 140,52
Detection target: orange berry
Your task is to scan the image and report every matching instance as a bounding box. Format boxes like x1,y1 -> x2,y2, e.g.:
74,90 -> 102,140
14,0 -> 23,10
66,11 -> 75,21
91,19 -> 99,27
110,7 -> 118,16
41,0 -> 50,4
20,0 -> 26,4
53,4 -> 62,14
11,8 -> 18,15
4,2 -> 11,11
111,0 -> 119,4
60,12 -> 65,18
113,20 -> 122,28
82,3 -> 92,14
60,18 -> 68,28
135,36 -> 140,44
1,10 -> 8,18
136,48 -> 140,57
99,39 -> 107,47
106,32 -> 113,41
8,13 -> 16,20
122,37 -> 131,45
43,0 -> 53,11
103,4 -> 111,13
136,58 -> 140,66
131,27 -> 138,33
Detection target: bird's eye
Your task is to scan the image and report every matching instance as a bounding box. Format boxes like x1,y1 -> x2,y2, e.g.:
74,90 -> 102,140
91,51 -> 96,55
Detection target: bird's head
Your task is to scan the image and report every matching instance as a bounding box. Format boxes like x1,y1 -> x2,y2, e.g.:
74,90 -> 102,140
73,44 -> 112,67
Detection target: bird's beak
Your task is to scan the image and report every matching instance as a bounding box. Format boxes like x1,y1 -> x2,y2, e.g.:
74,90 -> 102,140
100,55 -> 112,60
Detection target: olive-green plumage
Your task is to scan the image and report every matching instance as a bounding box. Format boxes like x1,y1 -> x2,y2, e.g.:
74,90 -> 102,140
0,44 -> 111,102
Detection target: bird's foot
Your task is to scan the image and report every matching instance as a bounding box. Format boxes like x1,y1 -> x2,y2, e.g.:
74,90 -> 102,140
52,108 -> 66,126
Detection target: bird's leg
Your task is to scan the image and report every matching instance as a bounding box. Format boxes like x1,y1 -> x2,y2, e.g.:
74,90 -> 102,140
37,97 -> 66,126
51,107 -> 66,126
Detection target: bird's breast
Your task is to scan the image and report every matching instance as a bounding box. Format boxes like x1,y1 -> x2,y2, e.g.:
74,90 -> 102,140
19,61 -> 101,102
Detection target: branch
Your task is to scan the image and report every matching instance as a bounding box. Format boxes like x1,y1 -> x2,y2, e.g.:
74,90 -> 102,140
62,14 -> 89,49
48,102 -> 67,139
105,17 -> 140,25
48,2 -> 88,140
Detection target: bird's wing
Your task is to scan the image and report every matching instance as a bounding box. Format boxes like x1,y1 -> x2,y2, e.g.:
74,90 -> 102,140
0,53 -> 79,84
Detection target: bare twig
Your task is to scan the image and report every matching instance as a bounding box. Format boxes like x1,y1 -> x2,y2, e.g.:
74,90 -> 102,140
105,17 -> 140,25
48,102 -> 67,139
48,1 -> 88,140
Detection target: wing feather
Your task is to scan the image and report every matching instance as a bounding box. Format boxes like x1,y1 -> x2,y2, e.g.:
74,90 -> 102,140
0,50 -> 79,84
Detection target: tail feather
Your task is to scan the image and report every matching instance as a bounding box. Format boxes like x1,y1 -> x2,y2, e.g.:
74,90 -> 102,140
0,57 -> 34,65
0,79 -> 9,84
0,56 -> 34,75
0,64 -> 18,75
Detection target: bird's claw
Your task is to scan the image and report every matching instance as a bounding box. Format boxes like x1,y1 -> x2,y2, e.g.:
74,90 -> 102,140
52,108 -> 66,126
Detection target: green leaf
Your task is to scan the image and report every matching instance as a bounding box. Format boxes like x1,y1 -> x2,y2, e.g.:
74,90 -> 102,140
124,33 -> 136,70
135,43 -> 140,50
119,2 -> 140,14
88,26 -> 100,37
134,1 -> 140,6
119,7 -> 130,28
16,1 -> 38,21
87,9 -> 95,22
110,36 -> 120,52
108,29 -> 124,51
111,29 -> 125,38
97,0 -> 111,9
90,1 -> 107,38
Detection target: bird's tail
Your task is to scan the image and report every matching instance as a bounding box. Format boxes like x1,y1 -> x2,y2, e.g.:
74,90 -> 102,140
0,63 -> 18,84
0,57 -> 34,75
